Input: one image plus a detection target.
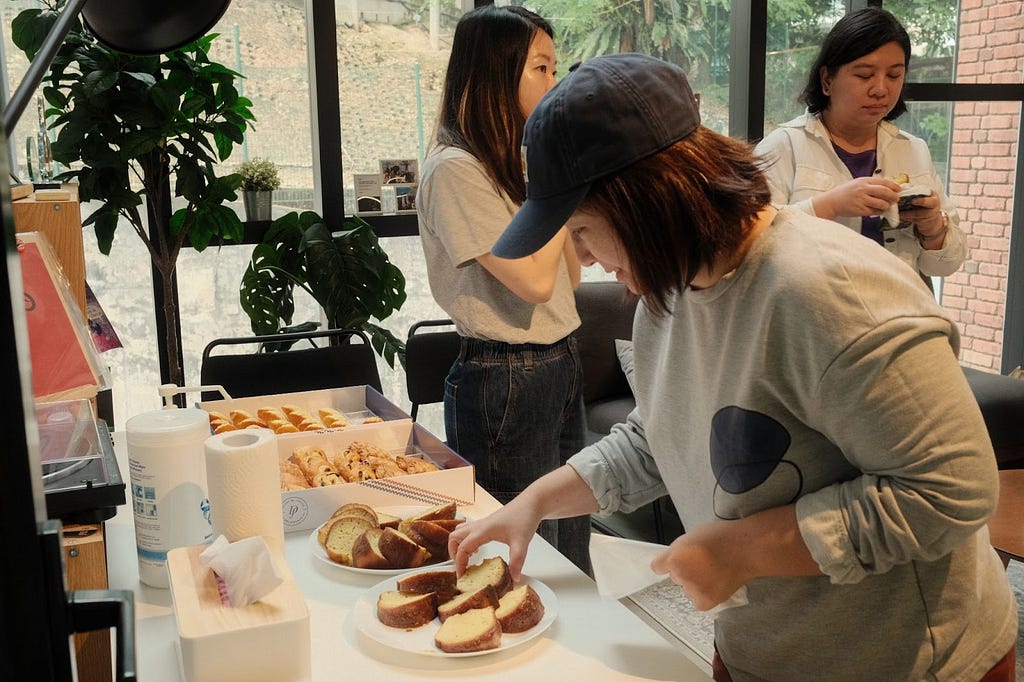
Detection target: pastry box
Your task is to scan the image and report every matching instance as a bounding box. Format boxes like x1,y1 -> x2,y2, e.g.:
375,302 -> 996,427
278,420 -> 475,533
197,385 -> 410,436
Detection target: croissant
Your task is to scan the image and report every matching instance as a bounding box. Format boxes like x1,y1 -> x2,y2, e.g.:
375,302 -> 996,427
318,407 -> 348,428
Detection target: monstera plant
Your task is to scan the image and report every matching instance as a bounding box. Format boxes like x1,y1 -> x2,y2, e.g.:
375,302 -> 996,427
13,1 -> 253,388
240,211 -> 407,369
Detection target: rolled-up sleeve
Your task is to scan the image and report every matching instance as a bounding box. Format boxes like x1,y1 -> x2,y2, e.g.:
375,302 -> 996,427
796,322 -> 998,584
568,408 -> 668,516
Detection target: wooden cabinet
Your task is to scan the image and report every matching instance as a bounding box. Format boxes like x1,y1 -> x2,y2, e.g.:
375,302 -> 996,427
13,185 -> 86,315
63,523 -> 112,682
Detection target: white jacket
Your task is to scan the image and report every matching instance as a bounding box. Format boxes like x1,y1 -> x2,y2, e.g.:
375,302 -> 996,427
755,112 -> 967,277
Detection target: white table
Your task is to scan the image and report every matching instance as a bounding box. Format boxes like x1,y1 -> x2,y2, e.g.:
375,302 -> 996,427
104,438 -> 712,681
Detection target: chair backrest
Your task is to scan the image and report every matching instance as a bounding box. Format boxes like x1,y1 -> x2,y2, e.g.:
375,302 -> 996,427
200,327 -> 382,401
405,319 -> 460,420
574,281 -> 638,405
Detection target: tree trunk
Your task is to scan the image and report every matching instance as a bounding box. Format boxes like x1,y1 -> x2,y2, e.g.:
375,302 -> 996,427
144,152 -> 185,398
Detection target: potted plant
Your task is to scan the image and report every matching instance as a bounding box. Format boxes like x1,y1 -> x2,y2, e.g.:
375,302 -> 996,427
12,1 -> 254,389
240,210 -> 407,368
238,157 -> 280,221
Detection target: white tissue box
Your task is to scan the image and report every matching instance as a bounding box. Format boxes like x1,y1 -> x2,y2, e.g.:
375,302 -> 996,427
168,539 -> 310,682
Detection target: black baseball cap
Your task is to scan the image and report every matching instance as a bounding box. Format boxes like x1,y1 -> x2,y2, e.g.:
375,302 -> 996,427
492,53 -> 701,259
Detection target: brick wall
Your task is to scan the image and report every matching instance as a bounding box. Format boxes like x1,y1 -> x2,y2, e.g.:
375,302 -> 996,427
944,0 -> 1024,371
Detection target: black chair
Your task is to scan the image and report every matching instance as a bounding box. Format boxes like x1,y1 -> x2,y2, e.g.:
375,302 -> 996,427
573,281 -> 683,544
574,281 -> 639,443
405,319 -> 460,421
200,327 -> 382,401
962,366 -> 1024,470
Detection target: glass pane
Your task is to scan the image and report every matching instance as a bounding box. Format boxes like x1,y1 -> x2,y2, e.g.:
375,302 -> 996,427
212,3 -> 314,209
884,0 -> 957,83
888,0 -> 1023,85
529,0 -> 733,133
942,100 -> 1020,372
763,0 -> 846,134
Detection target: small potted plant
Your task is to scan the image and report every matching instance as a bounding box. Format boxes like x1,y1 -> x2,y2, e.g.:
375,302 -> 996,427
238,157 -> 281,221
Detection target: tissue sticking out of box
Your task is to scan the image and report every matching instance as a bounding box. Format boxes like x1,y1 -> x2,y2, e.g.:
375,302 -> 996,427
200,535 -> 283,607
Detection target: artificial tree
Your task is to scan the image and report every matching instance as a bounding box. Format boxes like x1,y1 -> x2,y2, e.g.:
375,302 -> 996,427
13,1 -> 253,388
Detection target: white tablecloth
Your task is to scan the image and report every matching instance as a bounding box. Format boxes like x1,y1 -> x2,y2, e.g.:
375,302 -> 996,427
105,437 -> 712,681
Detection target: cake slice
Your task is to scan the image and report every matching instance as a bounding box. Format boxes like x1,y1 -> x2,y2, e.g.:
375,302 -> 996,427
351,527 -> 390,569
323,516 -> 375,566
456,556 -> 513,598
377,510 -> 403,529
429,518 -> 466,532
396,570 -> 457,602
403,520 -> 451,561
437,584 -> 499,623
434,607 -> 501,653
405,501 -> 458,522
495,583 -> 545,633
376,590 -> 438,629
378,527 -> 430,569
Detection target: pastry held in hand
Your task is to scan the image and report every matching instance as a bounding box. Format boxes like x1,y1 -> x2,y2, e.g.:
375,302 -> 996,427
199,535 -> 283,607
589,534 -> 748,615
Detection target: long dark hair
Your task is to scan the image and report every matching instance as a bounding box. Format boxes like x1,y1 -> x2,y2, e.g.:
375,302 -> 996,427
434,5 -> 553,204
579,127 -> 771,317
800,8 -> 912,120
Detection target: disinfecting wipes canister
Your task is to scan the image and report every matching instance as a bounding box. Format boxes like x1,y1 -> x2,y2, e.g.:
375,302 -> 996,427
125,408 -> 213,588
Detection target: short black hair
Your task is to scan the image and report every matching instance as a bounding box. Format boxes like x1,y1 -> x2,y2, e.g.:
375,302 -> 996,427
800,8 -> 912,120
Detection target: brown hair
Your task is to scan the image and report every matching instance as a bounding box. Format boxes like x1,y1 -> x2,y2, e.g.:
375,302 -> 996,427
434,5 -> 553,204
578,127 -> 771,317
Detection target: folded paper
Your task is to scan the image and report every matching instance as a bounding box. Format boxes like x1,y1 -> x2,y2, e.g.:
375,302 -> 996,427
589,534 -> 748,615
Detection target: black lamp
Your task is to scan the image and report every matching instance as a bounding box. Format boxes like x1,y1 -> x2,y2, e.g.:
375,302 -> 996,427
0,2 -> 229,679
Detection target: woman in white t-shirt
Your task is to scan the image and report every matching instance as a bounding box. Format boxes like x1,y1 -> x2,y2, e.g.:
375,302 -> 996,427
416,5 -> 589,571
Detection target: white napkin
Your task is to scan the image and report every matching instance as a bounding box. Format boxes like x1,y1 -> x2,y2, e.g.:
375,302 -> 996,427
199,535 -> 283,607
882,183 -> 931,229
589,534 -> 749,615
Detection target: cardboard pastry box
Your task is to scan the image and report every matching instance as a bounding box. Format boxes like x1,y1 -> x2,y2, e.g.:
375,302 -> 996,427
278,420 -> 474,532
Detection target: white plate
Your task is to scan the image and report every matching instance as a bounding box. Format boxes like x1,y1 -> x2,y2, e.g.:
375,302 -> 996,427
353,565 -> 558,657
309,505 -> 464,576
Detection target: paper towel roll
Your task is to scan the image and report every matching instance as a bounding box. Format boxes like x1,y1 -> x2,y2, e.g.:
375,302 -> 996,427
204,428 -> 284,544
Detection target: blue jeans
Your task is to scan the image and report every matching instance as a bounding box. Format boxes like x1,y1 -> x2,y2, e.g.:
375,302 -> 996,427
444,334 -> 591,573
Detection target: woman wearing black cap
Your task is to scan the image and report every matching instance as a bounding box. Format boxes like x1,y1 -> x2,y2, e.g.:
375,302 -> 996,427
416,5 -> 591,572
448,53 -> 1016,681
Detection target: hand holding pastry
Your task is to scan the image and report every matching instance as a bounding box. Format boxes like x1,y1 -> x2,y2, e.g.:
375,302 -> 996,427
810,175 -> 901,220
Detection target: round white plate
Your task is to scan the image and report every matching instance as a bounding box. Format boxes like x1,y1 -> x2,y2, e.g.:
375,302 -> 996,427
354,564 -> 558,658
309,505 -> 464,576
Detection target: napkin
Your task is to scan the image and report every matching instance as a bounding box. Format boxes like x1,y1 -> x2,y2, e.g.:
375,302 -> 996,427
199,535 -> 283,607
589,534 -> 748,615
882,183 -> 931,229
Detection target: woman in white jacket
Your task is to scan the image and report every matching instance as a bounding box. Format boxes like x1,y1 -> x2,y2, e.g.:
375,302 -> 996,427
755,8 -> 966,279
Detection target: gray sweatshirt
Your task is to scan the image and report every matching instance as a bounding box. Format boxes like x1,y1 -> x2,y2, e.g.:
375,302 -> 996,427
570,207 -> 1016,681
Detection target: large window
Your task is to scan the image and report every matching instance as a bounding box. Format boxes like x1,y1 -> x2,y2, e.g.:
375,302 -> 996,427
3,0 -> 1022,432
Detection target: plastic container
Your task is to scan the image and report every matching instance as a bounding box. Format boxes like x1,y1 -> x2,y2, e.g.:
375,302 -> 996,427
125,408 -> 213,588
